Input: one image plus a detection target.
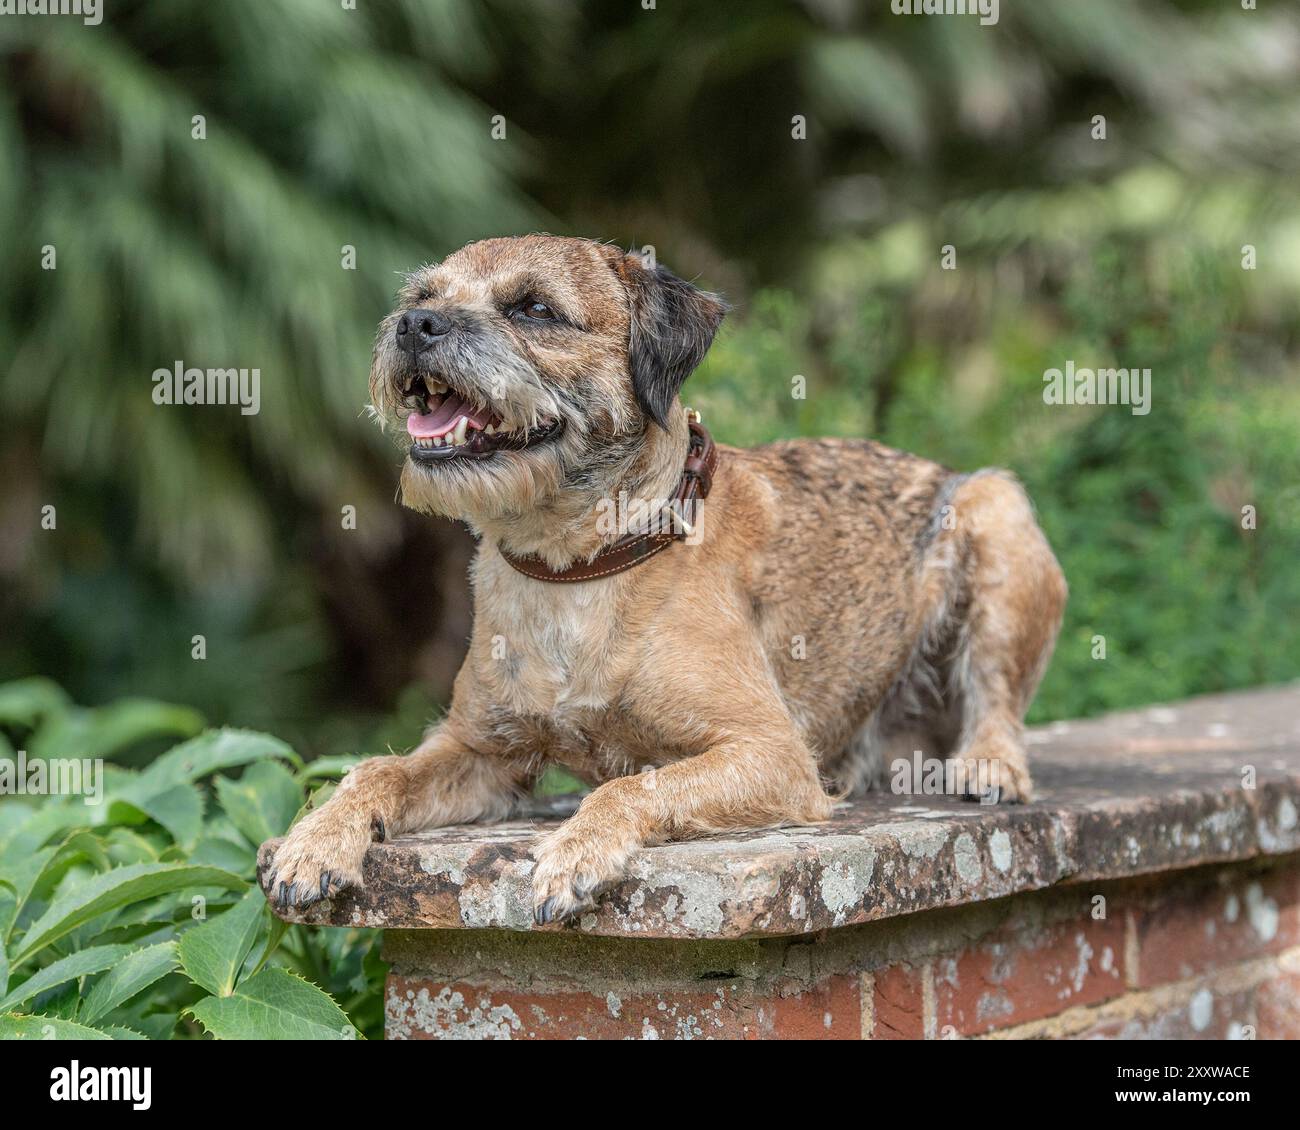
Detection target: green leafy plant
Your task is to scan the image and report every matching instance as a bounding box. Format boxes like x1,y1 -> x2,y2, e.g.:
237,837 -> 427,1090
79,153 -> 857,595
0,678 -> 383,1040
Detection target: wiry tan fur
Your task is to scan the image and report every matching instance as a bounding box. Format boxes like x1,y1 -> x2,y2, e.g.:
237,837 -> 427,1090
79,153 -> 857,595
262,235 -> 1068,923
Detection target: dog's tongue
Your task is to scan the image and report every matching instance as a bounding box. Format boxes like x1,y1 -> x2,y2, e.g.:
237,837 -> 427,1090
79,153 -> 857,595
406,390 -> 492,438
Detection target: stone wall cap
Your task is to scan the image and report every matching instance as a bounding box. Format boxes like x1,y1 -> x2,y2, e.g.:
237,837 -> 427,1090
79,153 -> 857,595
260,683 -> 1300,940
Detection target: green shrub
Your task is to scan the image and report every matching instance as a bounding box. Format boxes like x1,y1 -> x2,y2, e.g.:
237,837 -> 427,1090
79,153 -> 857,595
0,678 -> 382,1040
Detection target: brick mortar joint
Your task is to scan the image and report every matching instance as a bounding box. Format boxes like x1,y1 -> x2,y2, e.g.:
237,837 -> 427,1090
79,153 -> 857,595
384,961 -> 851,999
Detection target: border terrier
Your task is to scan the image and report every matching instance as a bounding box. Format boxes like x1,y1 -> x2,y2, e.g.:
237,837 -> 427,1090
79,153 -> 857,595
262,234 -> 1067,924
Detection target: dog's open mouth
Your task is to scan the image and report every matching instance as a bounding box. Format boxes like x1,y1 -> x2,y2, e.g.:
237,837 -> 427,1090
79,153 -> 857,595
403,375 -> 561,463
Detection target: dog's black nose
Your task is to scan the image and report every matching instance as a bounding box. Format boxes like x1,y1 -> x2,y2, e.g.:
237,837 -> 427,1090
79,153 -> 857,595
396,308 -> 451,354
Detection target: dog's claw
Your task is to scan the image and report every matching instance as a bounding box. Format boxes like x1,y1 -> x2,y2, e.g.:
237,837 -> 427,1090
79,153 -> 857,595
533,886 -> 598,925
371,815 -> 386,843
320,872 -> 331,900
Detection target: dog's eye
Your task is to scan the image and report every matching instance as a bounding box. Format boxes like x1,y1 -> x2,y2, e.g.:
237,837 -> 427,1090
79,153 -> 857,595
521,301 -> 554,320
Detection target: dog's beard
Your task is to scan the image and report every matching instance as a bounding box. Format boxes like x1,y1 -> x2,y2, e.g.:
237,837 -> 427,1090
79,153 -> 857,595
399,431 -> 570,524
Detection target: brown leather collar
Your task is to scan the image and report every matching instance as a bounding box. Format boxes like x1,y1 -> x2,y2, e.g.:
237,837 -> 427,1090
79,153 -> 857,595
500,413 -> 718,583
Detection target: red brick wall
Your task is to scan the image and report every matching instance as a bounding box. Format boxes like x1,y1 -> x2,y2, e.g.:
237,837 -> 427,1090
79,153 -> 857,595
384,855 -> 1300,1040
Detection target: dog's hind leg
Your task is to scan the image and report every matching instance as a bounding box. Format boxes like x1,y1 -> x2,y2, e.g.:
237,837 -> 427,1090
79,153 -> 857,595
262,723 -> 525,911
932,471 -> 1067,803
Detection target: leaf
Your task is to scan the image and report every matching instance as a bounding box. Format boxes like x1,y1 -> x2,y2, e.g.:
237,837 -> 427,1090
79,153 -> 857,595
86,698 -> 205,753
133,1012 -> 179,1040
103,827 -> 163,866
38,980 -> 82,1020
0,846 -> 60,941
99,1024 -> 148,1040
113,782 -> 205,849
188,967 -> 357,1040
12,862 -> 245,966
29,698 -> 204,763
177,889 -> 265,997
248,914 -> 288,978
296,755 -> 360,783
0,1014 -> 113,1040
0,943 -> 133,1013
0,677 -> 71,729
80,941 -> 180,1024
1,830 -> 111,945
0,801 -> 93,861
57,831 -> 112,873
136,729 -> 298,796
189,834 -> 256,876
215,761 -> 303,845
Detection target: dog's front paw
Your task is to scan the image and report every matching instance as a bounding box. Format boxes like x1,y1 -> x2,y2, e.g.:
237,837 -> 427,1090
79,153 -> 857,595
961,757 -> 1033,805
261,816 -> 371,912
530,819 -> 639,925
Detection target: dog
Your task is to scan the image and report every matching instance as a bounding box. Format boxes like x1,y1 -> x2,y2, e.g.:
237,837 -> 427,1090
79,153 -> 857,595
261,234 -> 1067,924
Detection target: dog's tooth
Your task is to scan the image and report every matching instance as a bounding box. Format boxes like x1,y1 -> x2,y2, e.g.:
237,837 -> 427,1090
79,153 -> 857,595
484,424 -> 495,435
433,435 -> 444,447
453,417 -> 469,446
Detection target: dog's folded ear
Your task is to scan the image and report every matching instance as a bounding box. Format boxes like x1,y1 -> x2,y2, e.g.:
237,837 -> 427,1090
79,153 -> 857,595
616,251 -> 728,430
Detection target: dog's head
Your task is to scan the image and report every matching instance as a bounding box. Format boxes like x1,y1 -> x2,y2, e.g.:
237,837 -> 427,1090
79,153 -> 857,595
369,235 -> 726,537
